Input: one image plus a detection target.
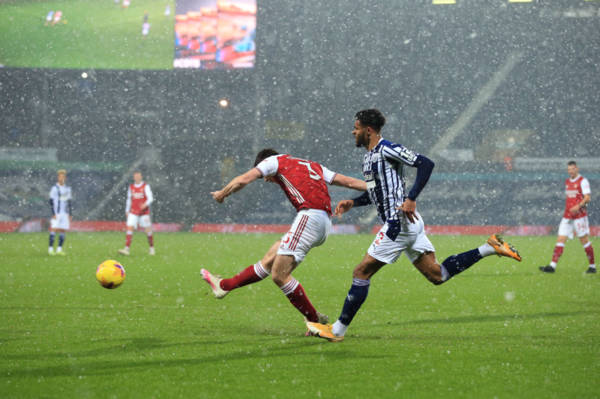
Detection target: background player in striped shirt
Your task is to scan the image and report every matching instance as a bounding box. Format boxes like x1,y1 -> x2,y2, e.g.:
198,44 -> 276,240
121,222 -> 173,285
539,161 -> 595,274
201,148 -> 366,325
118,171 -> 155,255
307,109 -> 522,342
48,169 -> 72,255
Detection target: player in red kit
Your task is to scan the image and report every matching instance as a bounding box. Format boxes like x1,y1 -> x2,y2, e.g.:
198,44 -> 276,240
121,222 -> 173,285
118,171 -> 155,256
201,148 -> 367,325
540,161 -> 595,274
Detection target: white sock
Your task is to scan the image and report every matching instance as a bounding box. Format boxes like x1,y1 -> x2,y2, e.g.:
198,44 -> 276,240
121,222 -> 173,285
590,264 -> 596,269
332,320 -> 347,337
549,262 -> 557,268
478,243 -> 496,257
57,247 -> 62,252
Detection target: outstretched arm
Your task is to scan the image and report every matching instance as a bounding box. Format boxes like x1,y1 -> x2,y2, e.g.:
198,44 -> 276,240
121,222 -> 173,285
211,167 -> 263,203
330,173 -> 367,191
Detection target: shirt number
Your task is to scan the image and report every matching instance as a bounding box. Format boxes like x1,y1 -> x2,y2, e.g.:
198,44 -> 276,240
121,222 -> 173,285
298,161 -> 321,181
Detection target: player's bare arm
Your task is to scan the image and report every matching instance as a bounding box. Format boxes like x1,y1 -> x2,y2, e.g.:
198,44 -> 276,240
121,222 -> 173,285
330,174 -> 367,191
570,193 -> 591,215
211,167 -> 262,203
398,198 -> 418,223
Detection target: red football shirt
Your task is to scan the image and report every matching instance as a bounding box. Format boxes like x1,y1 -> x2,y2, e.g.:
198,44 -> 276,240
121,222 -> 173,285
129,183 -> 150,215
563,175 -> 590,219
256,154 -> 335,215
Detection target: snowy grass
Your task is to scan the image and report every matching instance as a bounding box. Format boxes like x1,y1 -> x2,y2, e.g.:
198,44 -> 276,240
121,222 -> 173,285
1,232 -> 598,398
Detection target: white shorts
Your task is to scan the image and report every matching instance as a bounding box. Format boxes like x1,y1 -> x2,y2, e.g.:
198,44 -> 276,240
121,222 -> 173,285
50,213 -> 70,230
558,216 -> 589,239
127,213 -> 152,229
368,213 -> 435,264
278,209 -> 331,264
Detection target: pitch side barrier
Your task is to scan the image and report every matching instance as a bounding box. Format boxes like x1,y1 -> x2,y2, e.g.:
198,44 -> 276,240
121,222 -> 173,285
1,221 -> 598,236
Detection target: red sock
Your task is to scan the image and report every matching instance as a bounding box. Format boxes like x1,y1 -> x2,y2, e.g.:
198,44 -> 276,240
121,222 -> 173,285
584,243 -> 595,265
147,233 -> 154,247
551,244 -> 564,263
125,233 -> 132,247
281,278 -> 318,322
220,263 -> 268,291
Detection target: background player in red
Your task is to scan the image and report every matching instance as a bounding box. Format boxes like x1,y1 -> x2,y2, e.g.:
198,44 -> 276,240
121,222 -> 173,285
540,161 -> 595,273
201,148 -> 366,325
118,171 -> 155,256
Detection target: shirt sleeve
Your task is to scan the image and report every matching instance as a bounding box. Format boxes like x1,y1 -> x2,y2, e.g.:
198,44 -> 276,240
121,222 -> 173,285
145,184 -> 154,206
255,155 -> 279,177
581,178 -> 591,195
381,142 -> 419,166
321,165 -> 337,184
125,186 -> 132,213
49,186 -> 57,215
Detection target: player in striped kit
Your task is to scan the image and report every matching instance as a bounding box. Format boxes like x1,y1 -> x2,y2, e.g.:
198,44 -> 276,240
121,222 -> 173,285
48,169 -> 72,255
118,171 -> 155,255
539,161 -> 595,274
307,109 -> 522,342
201,149 -> 367,325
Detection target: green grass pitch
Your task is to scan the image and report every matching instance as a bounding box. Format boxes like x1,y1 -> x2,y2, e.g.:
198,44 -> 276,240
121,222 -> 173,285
0,0 -> 175,69
1,232 -> 599,398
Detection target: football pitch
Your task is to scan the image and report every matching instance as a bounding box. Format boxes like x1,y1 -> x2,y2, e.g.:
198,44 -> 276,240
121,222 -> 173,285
1,232 -> 599,398
0,0 -> 175,69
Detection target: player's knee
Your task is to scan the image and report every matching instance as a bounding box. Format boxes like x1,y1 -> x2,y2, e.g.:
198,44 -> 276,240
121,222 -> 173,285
271,273 -> 286,287
430,276 -> 444,286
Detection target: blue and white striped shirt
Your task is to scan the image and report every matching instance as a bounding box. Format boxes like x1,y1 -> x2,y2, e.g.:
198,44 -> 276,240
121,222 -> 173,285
362,138 -> 419,223
49,184 -> 72,215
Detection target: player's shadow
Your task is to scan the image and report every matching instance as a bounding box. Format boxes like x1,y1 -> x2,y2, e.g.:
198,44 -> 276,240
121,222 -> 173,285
1,338 -> 387,379
393,310 -> 596,326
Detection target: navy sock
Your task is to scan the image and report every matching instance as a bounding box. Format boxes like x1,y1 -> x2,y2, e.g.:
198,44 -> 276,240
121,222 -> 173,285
58,233 -> 65,247
338,278 -> 370,326
441,248 -> 482,279
49,232 -> 55,247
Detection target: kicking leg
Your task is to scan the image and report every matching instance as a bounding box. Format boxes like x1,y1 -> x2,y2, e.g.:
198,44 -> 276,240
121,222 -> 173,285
201,241 -> 279,298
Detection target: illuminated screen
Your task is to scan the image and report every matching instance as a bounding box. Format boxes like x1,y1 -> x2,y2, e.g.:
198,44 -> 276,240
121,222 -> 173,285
0,0 -> 256,70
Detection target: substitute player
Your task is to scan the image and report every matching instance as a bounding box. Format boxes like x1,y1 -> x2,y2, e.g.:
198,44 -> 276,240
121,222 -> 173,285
307,109 -> 522,342
48,169 -> 72,256
118,171 -> 155,255
540,161 -> 595,274
201,148 -> 367,324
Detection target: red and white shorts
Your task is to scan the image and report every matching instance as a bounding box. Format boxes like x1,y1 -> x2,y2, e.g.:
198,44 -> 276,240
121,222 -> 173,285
558,216 -> 589,239
278,209 -> 331,263
127,213 -> 152,229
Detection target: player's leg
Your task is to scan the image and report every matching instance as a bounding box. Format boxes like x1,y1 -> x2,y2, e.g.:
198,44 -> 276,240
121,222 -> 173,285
271,254 -> 323,322
308,222 -> 396,341
48,224 -> 56,255
541,219 -> 571,272
272,210 -> 330,323
580,235 -> 596,273
575,217 -> 595,273
412,232 -> 520,284
201,240 -> 278,298
142,216 -> 154,255
56,228 -> 66,255
119,214 -> 137,255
